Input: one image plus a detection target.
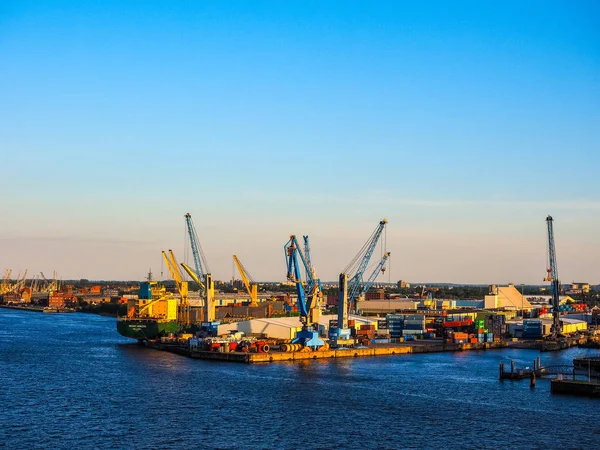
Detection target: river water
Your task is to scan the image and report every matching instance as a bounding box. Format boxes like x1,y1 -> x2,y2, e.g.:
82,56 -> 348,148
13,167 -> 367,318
1,308 -> 599,449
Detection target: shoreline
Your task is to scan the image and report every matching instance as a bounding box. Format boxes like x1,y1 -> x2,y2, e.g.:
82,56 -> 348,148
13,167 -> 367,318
0,303 -> 121,317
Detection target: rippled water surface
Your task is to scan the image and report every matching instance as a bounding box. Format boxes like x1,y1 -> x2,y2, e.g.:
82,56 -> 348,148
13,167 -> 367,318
1,308 -> 599,449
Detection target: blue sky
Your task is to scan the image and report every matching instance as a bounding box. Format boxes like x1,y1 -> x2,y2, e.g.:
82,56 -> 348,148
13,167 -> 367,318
1,1 -> 599,283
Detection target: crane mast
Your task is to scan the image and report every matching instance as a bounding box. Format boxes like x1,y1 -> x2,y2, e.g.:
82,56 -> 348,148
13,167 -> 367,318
184,213 -> 215,324
233,255 -> 258,307
545,215 -> 561,338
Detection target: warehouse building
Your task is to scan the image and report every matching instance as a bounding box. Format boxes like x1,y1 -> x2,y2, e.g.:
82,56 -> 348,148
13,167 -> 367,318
218,317 -> 302,340
356,299 -> 419,313
506,317 -> 587,338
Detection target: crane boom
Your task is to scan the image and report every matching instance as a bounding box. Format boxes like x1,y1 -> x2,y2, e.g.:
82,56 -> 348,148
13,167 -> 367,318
162,250 -> 183,286
184,213 -> 210,281
345,219 -> 387,307
303,236 -> 313,274
284,235 -> 322,318
283,235 -> 324,348
285,238 -> 309,320
545,215 -> 561,338
180,263 -> 205,290
184,213 -> 215,324
360,252 -> 390,298
162,250 -> 190,326
233,255 -> 258,307
335,219 -> 387,333
302,235 -> 323,299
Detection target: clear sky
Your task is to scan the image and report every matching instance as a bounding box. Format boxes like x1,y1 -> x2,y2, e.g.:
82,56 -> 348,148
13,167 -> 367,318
1,1 -> 599,284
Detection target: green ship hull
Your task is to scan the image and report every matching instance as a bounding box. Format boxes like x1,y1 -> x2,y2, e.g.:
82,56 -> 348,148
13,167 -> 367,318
117,318 -> 181,340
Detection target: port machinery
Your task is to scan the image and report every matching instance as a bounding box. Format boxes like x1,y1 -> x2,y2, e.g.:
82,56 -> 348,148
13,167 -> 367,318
544,215 -> 562,339
180,213 -> 219,334
161,250 -> 190,326
331,219 -> 388,345
284,234 -> 325,349
232,255 -> 259,307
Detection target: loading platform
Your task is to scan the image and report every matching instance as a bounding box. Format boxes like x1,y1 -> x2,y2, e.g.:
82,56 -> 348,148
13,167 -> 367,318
550,379 -> 600,398
148,340 -> 509,363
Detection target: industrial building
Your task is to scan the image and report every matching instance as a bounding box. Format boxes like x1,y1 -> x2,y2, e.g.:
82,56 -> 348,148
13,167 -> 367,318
356,298 -> 419,313
218,317 -> 303,340
506,317 -> 587,338
484,284 -> 532,310
216,314 -> 382,341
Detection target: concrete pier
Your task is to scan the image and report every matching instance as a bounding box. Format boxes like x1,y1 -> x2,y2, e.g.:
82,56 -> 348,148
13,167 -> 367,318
551,379 -> 600,398
149,340 -> 509,364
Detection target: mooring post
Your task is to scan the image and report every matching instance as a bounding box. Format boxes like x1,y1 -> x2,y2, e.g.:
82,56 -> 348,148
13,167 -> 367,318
537,356 -> 541,370
511,360 -> 514,375
500,361 -> 504,379
530,371 -> 536,388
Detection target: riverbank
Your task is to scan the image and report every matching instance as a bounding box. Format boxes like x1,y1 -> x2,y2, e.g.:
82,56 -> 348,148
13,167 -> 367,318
0,303 -> 126,316
0,304 -> 51,313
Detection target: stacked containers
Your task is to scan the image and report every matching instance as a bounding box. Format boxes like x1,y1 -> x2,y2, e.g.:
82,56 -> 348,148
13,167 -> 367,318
485,314 -> 506,339
475,319 -> 487,343
387,314 -> 405,338
403,314 -> 426,338
357,324 -> 376,340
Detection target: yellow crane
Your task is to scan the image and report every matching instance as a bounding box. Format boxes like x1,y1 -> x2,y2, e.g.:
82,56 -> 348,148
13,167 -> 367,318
180,262 -> 215,322
13,270 -> 28,293
232,255 -> 259,307
161,250 -> 190,326
1,269 -> 11,294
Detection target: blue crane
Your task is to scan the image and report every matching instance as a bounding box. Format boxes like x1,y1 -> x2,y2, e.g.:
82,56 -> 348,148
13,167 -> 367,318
182,213 -> 216,326
544,215 -> 561,338
303,235 -> 323,299
284,235 -> 324,348
335,219 -> 387,337
184,213 -> 210,282
359,252 -> 391,301
345,219 -> 388,307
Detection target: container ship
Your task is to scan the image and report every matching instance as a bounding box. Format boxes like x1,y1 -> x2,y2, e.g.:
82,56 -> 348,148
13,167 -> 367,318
117,274 -> 180,341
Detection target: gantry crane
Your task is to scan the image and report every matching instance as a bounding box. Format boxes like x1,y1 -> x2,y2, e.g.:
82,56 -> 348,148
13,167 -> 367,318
544,215 -> 562,338
183,213 -> 216,326
232,255 -> 258,307
162,250 -> 190,326
334,219 -> 388,342
284,235 -> 324,348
